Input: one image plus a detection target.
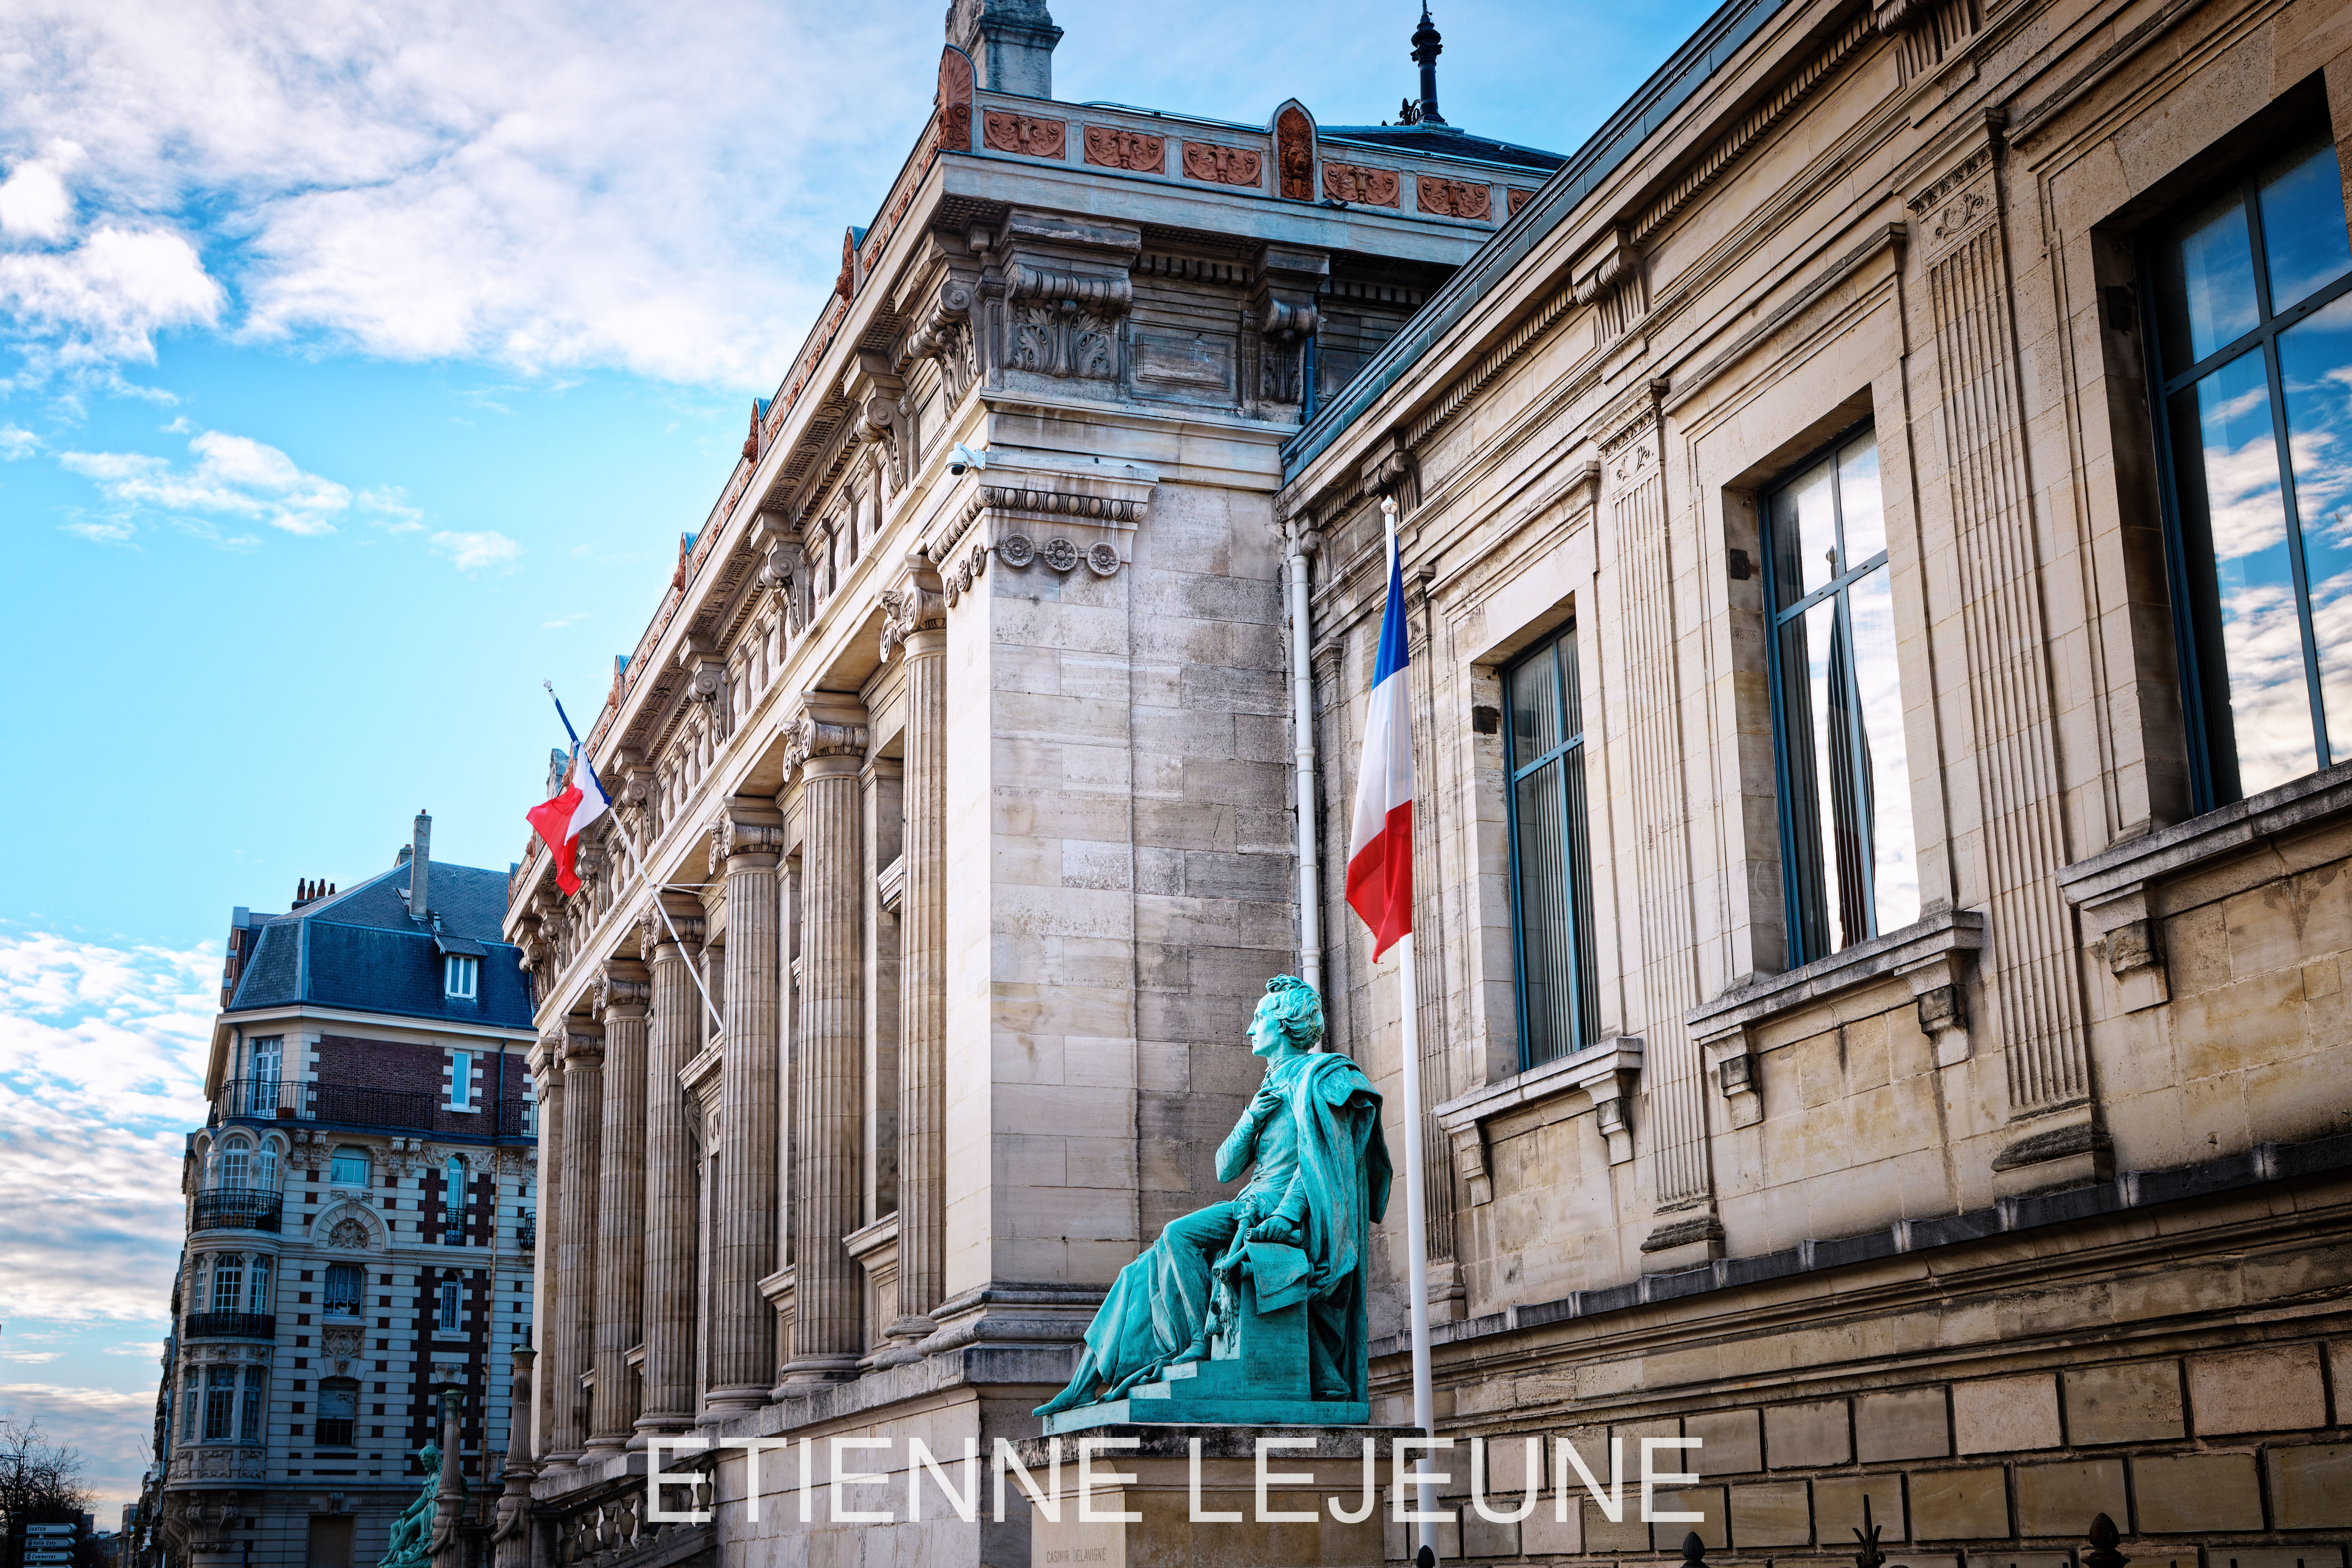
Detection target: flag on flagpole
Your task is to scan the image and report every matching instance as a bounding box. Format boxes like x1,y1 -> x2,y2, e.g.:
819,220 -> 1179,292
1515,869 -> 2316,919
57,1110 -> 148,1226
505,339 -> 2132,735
526,747 -> 611,896
1345,515 -> 1414,959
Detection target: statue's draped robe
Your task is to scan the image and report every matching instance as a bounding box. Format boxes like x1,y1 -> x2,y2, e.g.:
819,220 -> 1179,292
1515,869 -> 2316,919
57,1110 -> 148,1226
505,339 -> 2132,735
1036,1050 -> 1390,1415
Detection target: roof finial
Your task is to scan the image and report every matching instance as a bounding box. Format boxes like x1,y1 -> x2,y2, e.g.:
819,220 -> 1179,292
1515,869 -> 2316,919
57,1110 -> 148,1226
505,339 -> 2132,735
1410,4 -> 1446,127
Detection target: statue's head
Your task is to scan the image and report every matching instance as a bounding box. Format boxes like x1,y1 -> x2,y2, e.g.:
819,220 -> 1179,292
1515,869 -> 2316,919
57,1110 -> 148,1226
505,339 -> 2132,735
1249,975 -> 1325,1058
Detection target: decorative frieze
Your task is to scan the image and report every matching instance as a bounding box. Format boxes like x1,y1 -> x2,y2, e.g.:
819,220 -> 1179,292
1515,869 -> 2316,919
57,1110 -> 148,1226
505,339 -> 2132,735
1182,141 -> 1261,186
1004,260 -> 1129,380
1416,176 -> 1491,220
1322,162 -> 1399,206
935,46 -> 974,153
1083,125 -> 1164,171
983,110 -> 1065,158
1273,104 -> 1315,200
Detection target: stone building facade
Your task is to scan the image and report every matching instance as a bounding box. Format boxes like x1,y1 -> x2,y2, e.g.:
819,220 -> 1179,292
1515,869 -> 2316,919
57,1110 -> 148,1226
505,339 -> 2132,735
153,816 -> 539,1568
499,2 -> 1565,1563
1279,0 -> 2352,1556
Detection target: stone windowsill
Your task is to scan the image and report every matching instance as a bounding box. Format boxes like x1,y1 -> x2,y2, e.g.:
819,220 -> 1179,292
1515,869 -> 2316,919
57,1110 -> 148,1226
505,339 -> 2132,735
2055,758 -> 2352,911
1431,1038 -> 1644,1201
843,1212 -> 900,1263
1683,907 -> 1987,1041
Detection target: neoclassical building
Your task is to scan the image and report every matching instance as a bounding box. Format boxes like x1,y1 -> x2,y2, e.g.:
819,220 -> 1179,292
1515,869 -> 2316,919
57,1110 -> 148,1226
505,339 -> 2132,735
501,0 -> 1561,1561
514,0 -> 2352,1562
1281,0 -> 2352,1554
152,816 -> 539,1568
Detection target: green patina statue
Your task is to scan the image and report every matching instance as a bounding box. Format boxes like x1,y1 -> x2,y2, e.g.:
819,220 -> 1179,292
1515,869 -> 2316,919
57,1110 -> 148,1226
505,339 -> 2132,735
1035,975 -> 1391,1431
377,1440 -> 453,1568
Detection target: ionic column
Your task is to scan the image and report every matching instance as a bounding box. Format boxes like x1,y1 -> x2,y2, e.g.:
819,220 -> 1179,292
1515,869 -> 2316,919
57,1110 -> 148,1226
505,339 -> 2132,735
585,965 -> 649,1456
547,1025 -> 603,1460
527,1049 -> 561,1462
879,579 -> 947,1359
704,811 -> 784,1415
635,904 -> 704,1437
782,708 -> 869,1383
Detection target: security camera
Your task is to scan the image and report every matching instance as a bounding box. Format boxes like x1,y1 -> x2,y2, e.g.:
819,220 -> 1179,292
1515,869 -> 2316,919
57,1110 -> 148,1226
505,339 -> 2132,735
948,442 -> 988,476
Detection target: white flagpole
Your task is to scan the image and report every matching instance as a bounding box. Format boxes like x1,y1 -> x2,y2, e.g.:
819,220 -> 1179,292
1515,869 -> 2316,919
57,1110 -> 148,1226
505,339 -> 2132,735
1380,496 -> 1438,1561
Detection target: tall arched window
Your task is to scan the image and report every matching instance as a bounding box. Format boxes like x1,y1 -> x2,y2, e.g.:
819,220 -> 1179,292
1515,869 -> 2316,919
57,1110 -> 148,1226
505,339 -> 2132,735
248,1255 -> 272,1313
257,1141 -> 280,1193
219,1137 -> 252,1191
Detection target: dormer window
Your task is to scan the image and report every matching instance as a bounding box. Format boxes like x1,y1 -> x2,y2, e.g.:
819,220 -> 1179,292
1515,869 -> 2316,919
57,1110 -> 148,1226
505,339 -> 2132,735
444,954 -> 479,999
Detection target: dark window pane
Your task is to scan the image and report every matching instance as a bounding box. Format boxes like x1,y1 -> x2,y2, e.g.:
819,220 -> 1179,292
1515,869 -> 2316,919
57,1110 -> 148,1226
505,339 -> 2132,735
2259,141 -> 2352,315
2173,350 -> 2315,791
1782,596 -> 1871,952
1509,643 -> 1560,760
1771,455 -> 1838,601
1513,763 -> 1574,1066
2279,293 -> 2352,760
2159,190 -> 2261,367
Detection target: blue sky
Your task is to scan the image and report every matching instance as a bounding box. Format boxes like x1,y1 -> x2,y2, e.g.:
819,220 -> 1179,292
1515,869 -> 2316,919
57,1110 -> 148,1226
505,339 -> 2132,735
0,0 -> 1717,1514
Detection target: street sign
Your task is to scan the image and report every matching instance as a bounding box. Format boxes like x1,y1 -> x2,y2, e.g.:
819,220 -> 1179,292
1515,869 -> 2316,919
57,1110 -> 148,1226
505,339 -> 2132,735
26,1526 -> 77,1536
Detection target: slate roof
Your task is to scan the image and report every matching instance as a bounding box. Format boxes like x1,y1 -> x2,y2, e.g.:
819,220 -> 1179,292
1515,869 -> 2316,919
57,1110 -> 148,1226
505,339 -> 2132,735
1318,123 -> 1566,174
225,860 -> 533,1028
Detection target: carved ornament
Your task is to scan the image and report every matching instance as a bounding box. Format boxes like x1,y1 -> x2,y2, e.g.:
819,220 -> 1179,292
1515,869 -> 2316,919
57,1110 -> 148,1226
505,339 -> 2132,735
1321,162 -> 1398,206
782,715 -> 869,771
561,1030 -> 604,1068
1507,188 -> 1534,217
1181,142 -> 1261,186
593,971 -> 651,1018
983,111 -> 1066,158
1416,176 -> 1491,220
878,583 -> 947,661
936,47 -> 974,153
1274,106 -> 1315,201
711,816 -> 786,867
1083,126 -> 1164,171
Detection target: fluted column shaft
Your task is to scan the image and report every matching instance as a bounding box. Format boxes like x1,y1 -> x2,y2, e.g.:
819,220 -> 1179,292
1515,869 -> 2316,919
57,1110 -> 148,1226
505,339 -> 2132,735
637,910 -> 703,1433
706,816 -> 783,1413
548,1029 -> 602,1459
786,735 -> 867,1380
893,624 -> 948,1341
586,968 -> 649,1454
528,1059 -> 561,1460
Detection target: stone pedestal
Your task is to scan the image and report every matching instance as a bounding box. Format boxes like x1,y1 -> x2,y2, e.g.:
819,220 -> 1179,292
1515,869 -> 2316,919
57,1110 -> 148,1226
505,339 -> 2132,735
1017,1426 -> 1396,1568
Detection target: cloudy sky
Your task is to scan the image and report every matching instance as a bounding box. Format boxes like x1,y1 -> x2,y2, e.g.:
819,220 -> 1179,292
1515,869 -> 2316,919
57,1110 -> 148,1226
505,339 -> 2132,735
0,0 -> 1715,1515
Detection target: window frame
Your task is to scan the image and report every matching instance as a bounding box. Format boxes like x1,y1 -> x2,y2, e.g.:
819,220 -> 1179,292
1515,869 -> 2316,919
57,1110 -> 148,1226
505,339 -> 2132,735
1500,619 -> 1601,1069
2141,139 -> 2352,810
436,1279 -> 461,1334
329,1149 -> 370,1188
448,1049 -> 474,1110
443,953 -> 479,1000
1758,420 -> 1908,966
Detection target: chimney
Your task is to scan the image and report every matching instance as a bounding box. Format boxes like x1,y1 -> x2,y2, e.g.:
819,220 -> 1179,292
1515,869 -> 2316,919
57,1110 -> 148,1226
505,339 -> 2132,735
411,810 -> 432,923
946,0 -> 1061,99
1411,5 -> 1447,126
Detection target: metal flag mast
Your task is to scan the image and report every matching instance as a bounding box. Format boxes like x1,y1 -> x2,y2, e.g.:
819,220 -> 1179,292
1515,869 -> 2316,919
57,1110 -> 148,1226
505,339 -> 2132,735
542,680 -> 722,1034
1380,496 -> 1440,1564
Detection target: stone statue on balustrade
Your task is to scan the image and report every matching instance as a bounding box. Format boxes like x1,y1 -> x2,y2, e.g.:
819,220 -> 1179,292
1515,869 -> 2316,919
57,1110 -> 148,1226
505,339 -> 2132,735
1035,974 -> 1391,1433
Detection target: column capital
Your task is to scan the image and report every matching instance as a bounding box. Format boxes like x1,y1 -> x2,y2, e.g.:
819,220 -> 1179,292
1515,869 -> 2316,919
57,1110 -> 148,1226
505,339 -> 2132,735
710,815 -> 786,870
559,1028 -> 605,1069
592,969 -> 651,1019
637,902 -> 705,957
783,703 -> 869,773
878,554 -> 947,662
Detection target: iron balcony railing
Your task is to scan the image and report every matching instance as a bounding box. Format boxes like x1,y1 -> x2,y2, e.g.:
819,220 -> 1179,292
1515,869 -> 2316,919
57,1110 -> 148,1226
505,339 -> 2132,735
516,1215 -> 536,1248
182,1312 -> 275,1340
211,1078 -> 538,1138
313,1418 -> 355,1449
191,1190 -> 282,1233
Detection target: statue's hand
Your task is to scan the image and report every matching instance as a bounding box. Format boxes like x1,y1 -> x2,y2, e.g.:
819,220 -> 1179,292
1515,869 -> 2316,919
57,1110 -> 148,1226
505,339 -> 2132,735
1247,1212 -> 1300,1245
1249,1083 -> 1283,1122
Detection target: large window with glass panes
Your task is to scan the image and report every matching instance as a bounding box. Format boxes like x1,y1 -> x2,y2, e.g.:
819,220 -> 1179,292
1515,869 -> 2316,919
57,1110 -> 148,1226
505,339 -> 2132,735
1503,622 -> 1600,1067
2150,132 -> 2352,805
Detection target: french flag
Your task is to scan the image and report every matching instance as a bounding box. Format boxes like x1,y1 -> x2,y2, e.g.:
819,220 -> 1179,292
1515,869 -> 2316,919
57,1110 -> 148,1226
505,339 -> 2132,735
526,747 -> 611,897
1346,524 -> 1414,960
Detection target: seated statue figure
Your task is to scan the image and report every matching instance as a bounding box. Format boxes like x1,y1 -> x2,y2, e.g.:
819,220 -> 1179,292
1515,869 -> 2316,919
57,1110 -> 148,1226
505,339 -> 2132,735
1036,975 -> 1390,1417
376,1441 -> 440,1568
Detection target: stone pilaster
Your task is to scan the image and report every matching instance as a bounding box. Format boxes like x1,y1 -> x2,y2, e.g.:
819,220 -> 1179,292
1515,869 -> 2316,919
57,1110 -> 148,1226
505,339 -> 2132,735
880,575 -> 948,1359
782,705 -> 870,1383
636,904 -> 704,1437
705,812 -> 784,1415
585,965 -> 650,1455
491,1347 -> 535,1568
547,1027 -> 603,1460
528,1049 -> 560,1461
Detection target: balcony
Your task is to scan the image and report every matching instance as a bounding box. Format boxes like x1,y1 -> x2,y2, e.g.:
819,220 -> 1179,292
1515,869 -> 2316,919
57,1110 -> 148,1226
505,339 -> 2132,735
182,1312 -> 275,1340
516,1216 -> 536,1249
191,1190 -> 282,1234
210,1078 -> 539,1138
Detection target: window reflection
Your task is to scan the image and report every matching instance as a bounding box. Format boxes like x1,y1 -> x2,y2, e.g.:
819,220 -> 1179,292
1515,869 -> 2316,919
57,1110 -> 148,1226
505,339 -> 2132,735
1504,625 -> 1598,1067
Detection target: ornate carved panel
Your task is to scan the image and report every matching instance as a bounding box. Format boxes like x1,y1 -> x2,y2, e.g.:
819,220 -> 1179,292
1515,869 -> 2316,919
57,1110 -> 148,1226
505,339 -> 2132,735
1416,176 -> 1491,220
1083,126 -> 1164,171
1274,106 -> 1315,200
982,111 -> 1065,159
1003,261 -> 1130,381
1181,142 -> 1262,186
935,47 -> 974,153
1507,188 -> 1534,217
1321,162 -> 1400,206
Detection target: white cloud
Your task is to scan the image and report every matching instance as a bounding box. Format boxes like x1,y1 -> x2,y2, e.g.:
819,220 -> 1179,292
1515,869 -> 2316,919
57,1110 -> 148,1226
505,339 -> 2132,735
0,0 -> 934,385
59,425 -> 365,537
0,1383 -> 158,1512
541,610 -> 589,628
0,929 -> 213,1327
0,422 -> 36,458
0,143 -> 79,240
432,528 -> 523,573
0,224 -> 222,365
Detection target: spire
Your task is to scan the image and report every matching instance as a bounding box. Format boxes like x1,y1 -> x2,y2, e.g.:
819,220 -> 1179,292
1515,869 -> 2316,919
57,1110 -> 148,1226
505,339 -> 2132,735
1410,4 -> 1446,127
